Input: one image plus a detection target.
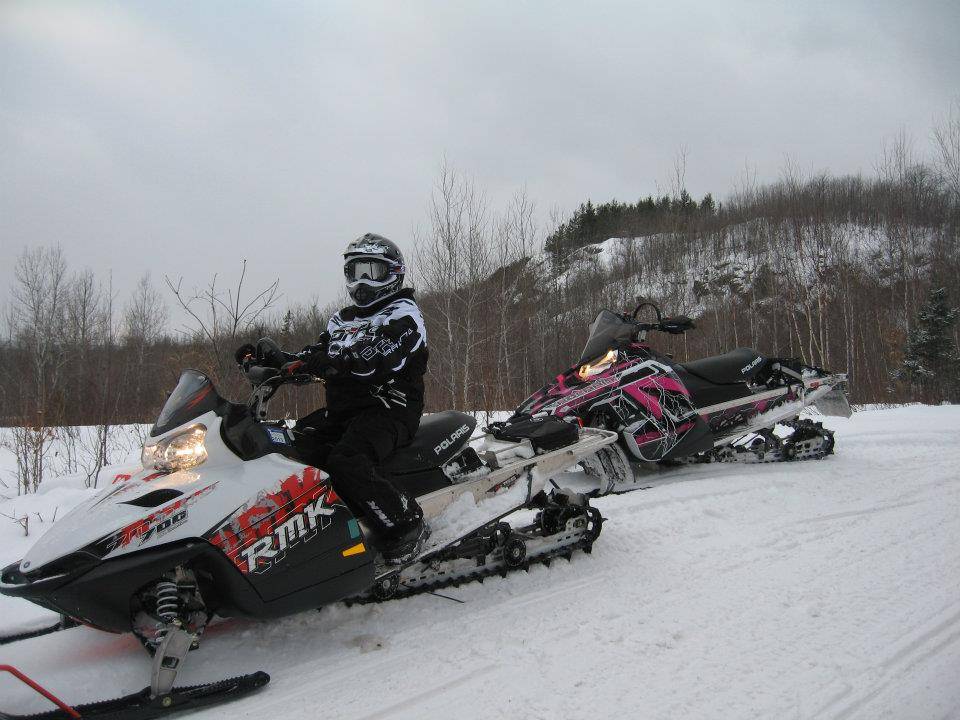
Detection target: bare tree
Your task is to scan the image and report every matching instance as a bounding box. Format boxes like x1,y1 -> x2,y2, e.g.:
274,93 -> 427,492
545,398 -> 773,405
124,273 -> 169,425
165,261 -> 280,378
415,161 -> 496,409
4,246 -> 70,491
933,98 -> 960,203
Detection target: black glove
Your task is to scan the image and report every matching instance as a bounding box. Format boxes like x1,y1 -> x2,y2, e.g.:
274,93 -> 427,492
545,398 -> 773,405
298,332 -> 331,359
234,343 -> 256,366
303,347 -> 333,377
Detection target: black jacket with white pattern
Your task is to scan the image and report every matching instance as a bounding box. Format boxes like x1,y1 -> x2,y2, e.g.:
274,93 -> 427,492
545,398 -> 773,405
307,288 -> 428,425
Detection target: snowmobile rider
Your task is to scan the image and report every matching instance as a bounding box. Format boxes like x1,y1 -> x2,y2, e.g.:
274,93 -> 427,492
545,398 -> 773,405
235,234 -> 430,565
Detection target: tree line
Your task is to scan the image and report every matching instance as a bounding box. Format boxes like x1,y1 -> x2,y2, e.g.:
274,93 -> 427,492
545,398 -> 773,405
2,111 -> 959,493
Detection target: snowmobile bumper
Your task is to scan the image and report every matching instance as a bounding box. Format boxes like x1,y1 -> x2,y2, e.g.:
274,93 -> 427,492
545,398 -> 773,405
0,538 -> 375,634
811,378 -> 852,418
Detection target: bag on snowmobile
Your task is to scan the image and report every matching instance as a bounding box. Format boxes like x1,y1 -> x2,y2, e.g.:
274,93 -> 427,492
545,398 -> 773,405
489,415 -> 580,453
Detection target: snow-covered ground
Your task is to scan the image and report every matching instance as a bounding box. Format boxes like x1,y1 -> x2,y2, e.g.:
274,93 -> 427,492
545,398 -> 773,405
2,406 -> 959,719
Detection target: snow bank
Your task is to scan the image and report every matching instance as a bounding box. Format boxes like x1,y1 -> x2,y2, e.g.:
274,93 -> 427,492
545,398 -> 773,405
0,425 -> 144,632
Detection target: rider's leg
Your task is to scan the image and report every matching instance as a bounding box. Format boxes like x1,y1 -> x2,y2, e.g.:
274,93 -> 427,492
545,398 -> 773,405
291,409 -> 342,468
324,410 -> 428,563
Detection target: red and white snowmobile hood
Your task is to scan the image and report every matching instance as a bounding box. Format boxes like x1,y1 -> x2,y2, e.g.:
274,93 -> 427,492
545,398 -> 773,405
18,412 -> 323,575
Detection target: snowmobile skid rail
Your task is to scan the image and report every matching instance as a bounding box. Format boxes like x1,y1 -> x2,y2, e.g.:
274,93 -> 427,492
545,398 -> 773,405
0,664 -> 269,720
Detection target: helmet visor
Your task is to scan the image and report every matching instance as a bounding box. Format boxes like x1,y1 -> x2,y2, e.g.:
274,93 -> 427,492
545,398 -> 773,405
344,258 -> 391,282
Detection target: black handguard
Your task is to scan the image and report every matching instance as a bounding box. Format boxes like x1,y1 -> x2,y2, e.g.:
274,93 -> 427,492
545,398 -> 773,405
234,343 -> 256,366
660,316 -> 696,334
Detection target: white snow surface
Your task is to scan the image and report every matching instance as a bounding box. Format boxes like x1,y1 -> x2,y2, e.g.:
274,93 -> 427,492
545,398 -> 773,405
2,406 -> 960,719
426,477 -> 530,552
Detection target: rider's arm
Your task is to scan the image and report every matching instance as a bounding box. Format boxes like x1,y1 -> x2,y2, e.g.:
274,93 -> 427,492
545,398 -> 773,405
296,331 -> 331,360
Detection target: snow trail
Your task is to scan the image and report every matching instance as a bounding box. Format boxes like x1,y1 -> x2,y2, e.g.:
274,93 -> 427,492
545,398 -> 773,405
1,406 -> 958,719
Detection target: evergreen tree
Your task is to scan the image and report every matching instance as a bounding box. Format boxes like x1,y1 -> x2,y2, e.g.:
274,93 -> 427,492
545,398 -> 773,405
700,193 -> 716,214
894,287 -> 960,403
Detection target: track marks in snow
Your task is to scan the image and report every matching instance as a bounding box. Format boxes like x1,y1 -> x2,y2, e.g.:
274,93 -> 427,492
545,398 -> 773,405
815,603 -> 960,720
354,664 -> 498,720
795,499 -> 924,524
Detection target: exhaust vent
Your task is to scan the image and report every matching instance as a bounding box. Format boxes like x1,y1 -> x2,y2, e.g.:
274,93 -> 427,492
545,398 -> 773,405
122,489 -> 183,508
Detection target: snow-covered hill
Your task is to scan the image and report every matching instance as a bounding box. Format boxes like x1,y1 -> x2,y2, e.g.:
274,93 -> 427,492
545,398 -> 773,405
2,406 -> 959,719
555,220 -> 932,316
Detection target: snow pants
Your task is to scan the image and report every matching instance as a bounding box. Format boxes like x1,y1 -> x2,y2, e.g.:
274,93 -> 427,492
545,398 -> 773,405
294,408 -> 422,535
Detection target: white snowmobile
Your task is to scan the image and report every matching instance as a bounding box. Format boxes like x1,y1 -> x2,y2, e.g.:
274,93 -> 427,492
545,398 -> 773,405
0,340 -> 616,719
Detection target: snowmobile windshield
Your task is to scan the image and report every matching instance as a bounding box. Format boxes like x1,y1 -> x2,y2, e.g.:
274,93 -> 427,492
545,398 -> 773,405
578,310 -> 634,365
151,370 -> 223,437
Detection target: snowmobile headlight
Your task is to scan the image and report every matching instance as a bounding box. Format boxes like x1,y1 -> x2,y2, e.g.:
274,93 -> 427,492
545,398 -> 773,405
142,424 -> 208,472
577,349 -> 619,381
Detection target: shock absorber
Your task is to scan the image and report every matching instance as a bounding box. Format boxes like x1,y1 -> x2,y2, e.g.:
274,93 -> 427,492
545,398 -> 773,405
153,579 -> 180,645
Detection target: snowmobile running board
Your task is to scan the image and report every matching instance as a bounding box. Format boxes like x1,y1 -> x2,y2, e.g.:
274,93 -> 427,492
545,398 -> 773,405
0,664 -> 269,720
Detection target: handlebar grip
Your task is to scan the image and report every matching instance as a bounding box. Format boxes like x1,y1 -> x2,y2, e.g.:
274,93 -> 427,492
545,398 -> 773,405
281,360 -> 306,375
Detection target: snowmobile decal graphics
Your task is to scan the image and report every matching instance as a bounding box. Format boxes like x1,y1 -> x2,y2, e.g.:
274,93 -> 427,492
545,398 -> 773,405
206,467 -> 347,574
741,356 -> 763,374
108,483 -> 218,551
92,469 -> 174,507
435,424 -> 472,455
265,426 -> 289,444
237,496 -> 337,573
521,354 -> 702,461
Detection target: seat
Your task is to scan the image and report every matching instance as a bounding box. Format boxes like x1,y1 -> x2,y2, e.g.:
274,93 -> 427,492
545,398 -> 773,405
679,348 -> 767,385
382,410 -> 477,474
673,368 -> 754,409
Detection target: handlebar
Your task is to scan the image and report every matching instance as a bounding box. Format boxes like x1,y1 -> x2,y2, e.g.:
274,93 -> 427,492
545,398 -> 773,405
246,365 -> 319,388
241,337 -> 333,420
625,303 -> 696,336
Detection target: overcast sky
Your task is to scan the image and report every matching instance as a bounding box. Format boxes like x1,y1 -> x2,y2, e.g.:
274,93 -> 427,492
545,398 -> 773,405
1,0 -> 957,323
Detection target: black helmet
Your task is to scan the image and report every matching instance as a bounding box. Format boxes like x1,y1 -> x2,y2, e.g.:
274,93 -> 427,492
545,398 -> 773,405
343,233 -> 406,307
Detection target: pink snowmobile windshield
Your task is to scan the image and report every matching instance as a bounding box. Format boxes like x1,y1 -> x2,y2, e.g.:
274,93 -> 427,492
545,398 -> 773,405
151,370 -> 224,437
579,310 -> 635,365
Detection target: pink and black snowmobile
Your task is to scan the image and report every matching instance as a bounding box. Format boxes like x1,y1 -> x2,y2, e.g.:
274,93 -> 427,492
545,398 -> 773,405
510,304 -> 852,494
0,339 -> 615,719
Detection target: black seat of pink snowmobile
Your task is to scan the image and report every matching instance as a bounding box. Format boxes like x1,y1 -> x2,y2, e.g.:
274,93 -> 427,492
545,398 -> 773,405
679,348 -> 768,385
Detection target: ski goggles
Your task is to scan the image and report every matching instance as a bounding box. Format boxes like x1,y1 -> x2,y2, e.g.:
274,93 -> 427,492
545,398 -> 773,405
344,258 -> 394,283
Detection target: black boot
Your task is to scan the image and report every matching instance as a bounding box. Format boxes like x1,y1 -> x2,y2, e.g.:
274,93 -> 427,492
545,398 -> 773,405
380,517 -> 430,566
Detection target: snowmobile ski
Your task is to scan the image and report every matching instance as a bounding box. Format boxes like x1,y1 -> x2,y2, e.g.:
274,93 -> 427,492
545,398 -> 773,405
0,665 -> 269,720
0,616 -> 78,647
